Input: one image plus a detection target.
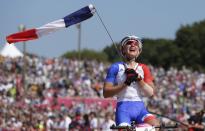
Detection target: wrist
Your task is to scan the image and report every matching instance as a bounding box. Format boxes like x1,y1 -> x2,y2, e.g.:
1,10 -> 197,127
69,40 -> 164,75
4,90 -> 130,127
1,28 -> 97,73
138,79 -> 145,85
121,83 -> 127,88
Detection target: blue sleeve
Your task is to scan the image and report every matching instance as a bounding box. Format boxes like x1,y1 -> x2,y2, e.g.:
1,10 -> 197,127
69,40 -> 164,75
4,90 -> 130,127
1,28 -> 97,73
105,63 -> 119,84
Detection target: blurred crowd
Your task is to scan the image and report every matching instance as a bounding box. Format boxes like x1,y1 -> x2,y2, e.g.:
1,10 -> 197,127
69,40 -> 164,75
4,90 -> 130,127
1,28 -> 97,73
0,55 -> 204,131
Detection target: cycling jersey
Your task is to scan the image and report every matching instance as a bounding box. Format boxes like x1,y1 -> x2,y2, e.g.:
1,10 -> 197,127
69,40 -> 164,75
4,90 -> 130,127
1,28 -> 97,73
105,62 -> 155,125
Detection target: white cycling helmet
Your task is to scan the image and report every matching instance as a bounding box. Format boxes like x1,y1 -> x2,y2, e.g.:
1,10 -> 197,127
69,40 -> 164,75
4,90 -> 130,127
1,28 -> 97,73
120,35 -> 143,56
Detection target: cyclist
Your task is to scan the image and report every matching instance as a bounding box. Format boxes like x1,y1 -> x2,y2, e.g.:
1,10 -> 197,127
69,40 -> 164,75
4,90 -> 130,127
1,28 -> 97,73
103,35 -> 160,127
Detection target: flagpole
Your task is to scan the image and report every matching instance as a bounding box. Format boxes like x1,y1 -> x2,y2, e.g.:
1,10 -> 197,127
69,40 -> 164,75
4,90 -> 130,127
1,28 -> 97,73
77,23 -> 81,61
18,24 -> 26,97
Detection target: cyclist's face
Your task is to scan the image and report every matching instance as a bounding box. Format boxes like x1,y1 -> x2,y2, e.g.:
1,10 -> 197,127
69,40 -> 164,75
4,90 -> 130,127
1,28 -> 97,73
123,40 -> 140,59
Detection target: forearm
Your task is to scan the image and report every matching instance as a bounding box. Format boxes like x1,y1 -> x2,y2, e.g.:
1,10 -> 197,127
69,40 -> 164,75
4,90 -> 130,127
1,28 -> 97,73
138,80 -> 154,97
103,83 -> 126,98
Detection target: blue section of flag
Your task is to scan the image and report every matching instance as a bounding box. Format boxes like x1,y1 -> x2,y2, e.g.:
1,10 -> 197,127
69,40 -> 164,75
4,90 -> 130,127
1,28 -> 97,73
63,5 -> 94,27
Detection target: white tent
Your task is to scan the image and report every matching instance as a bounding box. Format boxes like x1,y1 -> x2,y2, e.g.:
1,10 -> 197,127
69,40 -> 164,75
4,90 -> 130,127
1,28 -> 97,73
0,43 -> 23,58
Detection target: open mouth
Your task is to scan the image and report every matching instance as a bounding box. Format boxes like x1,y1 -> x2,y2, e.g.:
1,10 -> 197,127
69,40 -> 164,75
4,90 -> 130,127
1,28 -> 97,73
129,47 -> 136,52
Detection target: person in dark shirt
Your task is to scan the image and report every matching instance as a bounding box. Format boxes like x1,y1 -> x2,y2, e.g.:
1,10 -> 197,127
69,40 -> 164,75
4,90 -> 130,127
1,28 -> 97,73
188,110 -> 204,131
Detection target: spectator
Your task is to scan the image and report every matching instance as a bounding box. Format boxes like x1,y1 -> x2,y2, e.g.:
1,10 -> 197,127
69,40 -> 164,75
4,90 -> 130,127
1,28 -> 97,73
89,112 -> 98,131
101,112 -> 115,131
0,55 -> 204,130
46,115 -> 55,131
188,110 -> 204,131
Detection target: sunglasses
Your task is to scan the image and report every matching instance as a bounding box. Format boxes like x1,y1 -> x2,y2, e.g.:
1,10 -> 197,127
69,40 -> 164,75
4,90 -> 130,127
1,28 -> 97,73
125,40 -> 139,46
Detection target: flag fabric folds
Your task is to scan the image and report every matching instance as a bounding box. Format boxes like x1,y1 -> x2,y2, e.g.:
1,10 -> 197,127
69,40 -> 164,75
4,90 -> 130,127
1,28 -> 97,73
6,4 -> 95,44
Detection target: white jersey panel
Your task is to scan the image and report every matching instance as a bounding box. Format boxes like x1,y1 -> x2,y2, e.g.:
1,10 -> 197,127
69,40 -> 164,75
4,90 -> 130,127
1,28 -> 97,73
116,63 -> 145,102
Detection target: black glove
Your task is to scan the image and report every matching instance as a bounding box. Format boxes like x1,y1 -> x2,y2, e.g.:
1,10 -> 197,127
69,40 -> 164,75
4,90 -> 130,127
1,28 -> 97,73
124,68 -> 138,85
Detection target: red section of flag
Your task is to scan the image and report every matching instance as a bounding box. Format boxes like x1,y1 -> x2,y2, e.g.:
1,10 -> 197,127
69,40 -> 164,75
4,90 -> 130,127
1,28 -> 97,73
6,29 -> 38,44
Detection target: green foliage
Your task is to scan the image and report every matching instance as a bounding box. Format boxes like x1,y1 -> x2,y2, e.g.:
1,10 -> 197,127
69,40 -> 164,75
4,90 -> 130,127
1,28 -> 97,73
62,49 -> 108,62
175,20 -> 205,71
62,19 -> 205,71
102,19 -> 205,71
102,43 -> 121,62
139,38 -> 177,69
102,38 -> 177,70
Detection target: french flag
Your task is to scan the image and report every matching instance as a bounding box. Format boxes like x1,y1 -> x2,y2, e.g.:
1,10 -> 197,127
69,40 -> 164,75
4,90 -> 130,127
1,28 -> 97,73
6,4 -> 95,44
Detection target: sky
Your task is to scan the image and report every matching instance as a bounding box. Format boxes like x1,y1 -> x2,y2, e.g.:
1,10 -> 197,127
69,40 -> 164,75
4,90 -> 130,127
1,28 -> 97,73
1,0 -> 205,58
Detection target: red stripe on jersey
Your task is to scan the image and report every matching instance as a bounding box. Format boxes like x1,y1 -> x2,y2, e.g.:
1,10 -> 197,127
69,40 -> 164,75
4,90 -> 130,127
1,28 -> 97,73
139,63 -> 154,84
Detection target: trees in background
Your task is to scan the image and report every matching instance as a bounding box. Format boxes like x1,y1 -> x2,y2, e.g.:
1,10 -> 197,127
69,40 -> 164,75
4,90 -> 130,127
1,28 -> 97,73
62,49 -> 108,62
62,19 -> 205,71
175,20 -> 205,71
139,38 -> 177,69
